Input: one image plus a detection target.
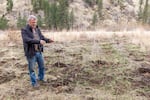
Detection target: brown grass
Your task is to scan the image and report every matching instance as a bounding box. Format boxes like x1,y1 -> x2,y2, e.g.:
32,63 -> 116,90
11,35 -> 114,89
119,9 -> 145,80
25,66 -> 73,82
44,30 -> 150,52
0,30 -> 150,99
1,30 -> 150,50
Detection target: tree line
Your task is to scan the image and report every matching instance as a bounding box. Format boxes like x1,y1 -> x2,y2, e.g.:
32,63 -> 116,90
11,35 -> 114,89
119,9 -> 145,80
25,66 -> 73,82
0,0 -> 149,30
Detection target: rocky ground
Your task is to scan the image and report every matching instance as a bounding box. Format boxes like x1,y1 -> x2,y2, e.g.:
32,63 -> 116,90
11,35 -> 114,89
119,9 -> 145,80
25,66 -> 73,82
0,31 -> 150,100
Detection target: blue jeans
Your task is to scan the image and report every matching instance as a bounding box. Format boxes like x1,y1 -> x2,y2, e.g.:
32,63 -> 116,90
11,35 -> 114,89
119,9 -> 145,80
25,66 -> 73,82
26,52 -> 45,86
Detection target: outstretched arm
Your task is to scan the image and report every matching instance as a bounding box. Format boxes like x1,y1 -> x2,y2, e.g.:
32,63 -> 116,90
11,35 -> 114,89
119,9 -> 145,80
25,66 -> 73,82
38,29 -> 54,43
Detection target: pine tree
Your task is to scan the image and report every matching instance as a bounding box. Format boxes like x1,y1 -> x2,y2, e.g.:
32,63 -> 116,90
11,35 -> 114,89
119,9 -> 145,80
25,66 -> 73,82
39,0 -> 44,9
32,0 -> 40,13
138,0 -> 143,21
37,15 -> 43,27
69,9 -> 75,29
97,0 -> 103,19
17,13 -> 26,29
49,2 -> 58,30
0,16 -> 8,30
57,0 -> 69,30
6,0 -> 13,13
148,5 -> 150,24
43,0 -> 51,28
92,12 -> 98,26
142,0 -> 149,23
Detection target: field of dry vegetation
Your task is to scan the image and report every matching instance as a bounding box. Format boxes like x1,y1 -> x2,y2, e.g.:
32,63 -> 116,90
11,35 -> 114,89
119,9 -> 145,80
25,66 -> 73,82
0,30 -> 150,100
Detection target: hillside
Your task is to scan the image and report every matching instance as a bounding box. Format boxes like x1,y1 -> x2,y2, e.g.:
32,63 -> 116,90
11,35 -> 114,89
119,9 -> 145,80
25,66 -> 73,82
0,31 -> 150,99
0,0 -> 149,30
0,0 -> 150,99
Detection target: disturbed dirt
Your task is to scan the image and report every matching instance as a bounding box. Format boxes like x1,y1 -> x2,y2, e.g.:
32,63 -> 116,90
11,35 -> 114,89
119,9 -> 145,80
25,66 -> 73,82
0,35 -> 150,100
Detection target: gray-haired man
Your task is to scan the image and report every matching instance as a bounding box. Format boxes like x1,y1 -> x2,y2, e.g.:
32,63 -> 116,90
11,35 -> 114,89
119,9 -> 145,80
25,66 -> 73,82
21,15 -> 54,88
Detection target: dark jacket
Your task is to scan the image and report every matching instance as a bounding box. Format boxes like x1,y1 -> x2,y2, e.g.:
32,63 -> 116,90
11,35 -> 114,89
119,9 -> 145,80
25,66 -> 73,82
21,24 -> 51,58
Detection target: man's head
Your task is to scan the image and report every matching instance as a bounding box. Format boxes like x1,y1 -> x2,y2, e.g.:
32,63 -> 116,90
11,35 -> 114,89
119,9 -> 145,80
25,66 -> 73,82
27,15 -> 37,29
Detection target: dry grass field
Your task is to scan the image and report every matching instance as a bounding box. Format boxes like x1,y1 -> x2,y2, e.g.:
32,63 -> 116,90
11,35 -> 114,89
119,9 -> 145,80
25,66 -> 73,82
0,30 -> 150,100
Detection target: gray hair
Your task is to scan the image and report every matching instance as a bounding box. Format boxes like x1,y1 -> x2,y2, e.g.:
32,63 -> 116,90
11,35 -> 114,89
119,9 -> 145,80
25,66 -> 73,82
27,15 -> 37,22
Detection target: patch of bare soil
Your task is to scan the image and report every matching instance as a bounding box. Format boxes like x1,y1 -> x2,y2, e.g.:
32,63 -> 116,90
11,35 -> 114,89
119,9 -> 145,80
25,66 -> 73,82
0,69 -> 16,84
131,62 -> 150,98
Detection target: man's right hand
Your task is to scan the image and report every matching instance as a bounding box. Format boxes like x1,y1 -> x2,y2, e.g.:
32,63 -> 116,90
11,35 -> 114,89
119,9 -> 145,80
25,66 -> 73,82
40,40 -> 46,45
49,39 -> 54,43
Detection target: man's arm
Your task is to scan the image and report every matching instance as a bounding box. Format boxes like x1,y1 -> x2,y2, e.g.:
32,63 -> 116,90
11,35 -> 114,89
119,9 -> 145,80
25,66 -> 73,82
38,29 -> 54,43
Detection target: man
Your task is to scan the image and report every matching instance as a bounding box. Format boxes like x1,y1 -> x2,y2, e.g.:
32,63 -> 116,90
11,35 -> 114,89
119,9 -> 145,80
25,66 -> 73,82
21,15 -> 53,87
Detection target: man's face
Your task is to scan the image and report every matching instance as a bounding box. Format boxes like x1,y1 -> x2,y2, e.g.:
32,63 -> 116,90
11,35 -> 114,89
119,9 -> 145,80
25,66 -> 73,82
29,18 -> 37,29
